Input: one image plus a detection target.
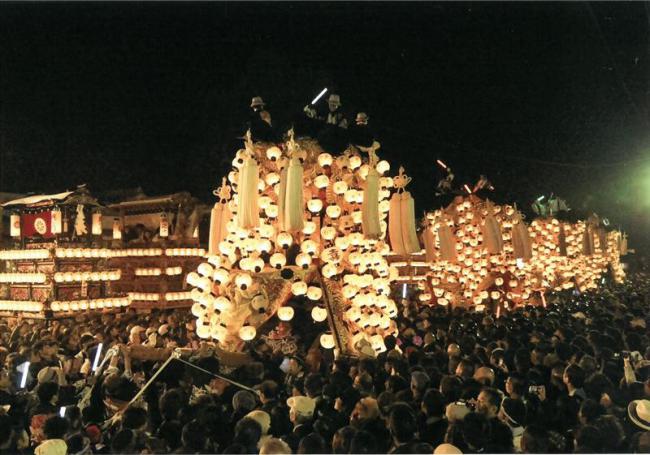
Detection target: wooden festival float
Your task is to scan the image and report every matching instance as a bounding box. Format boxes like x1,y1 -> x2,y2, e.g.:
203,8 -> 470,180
414,194 -> 627,314
188,132 -> 409,357
0,186 -> 129,319
104,192 -> 208,312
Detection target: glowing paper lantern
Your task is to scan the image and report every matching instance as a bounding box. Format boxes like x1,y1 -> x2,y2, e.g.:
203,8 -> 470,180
320,333 -> 335,349
278,306 -> 295,321
311,306 -> 328,322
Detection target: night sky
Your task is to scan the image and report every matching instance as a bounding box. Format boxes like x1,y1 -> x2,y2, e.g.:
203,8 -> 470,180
1,3 -> 649,250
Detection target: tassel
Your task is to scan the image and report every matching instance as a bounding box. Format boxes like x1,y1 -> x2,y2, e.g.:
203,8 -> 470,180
209,178 -> 232,256
512,213 -> 532,260
481,201 -> 503,254
400,191 -> 421,254
437,216 -> 457,262
284,156 -> 304,232
277,160 -> 288,231
237,155 -> 260,229
620,232 -> 628,256
582,225 -> 594,256
423,226 -> 437,262
362,166 -> 381,240
557,222 -> 568,257
388,193 -> 407,254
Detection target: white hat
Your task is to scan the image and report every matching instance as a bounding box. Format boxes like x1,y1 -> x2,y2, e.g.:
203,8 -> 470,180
35,439 -> 67,455
158,324 -> 170,336
251,96 -> 265,107
37,366 -> 60,384
328,94 -> 341,107
434,443 -> 463,454
355,112 -> 368,123
287,395 -> 316,417
130,325 -> 146,337
628,399 -> 650,431
246,410 -> 271,434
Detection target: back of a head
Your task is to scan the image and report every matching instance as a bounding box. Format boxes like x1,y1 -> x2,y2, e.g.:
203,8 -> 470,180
389,402 -> 416,444
233,390 -> 257,414
461,412 -> 489,451
422,389 -> 445,417
234,417 -> 262,448
333,426 -> 357,454
304,373 -> 324,398
37,381 -> 59,404
350,430 -> 377,454
182,420 -> 208,451
521,424 -> 549,454
260,437 -> 292,455
574,425 -> 602,453
111,429 -> 136,454
298,432 -> 326,454
43,416 -> 68,440
159,388 -> 184,421
565,363 -> 586,389
121,406 -> 147,431
157,420 -> 182,451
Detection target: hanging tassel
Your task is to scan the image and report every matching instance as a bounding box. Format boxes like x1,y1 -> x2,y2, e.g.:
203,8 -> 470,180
512,212 -> 532,260
437,216 -> 457,262
481,201 -> 503,254
277,159 -> 288,232
400,191 -> 421,253
423,226 -> 437,262
582,225 -> 594,256
209,178 -> 233,256
283,131 -> 304,233
388,192 -> 407,254
557,222 -> 568,257
620,232 -> 628,256
237,138 -> 260,230
361,145 -> 381,239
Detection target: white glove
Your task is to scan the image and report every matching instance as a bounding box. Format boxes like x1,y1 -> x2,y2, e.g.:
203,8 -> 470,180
303,105 -> 316,119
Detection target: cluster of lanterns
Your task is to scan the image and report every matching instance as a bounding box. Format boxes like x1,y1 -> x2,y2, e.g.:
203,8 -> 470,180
53,270 -> 121,283
134,267 -> 183,277
49,297 -> 131,312
189,134 -> 400,354
0,300 -> 44,312
0,272 -> 47,284
416,196 -> 625,310
0,249 -> 51,260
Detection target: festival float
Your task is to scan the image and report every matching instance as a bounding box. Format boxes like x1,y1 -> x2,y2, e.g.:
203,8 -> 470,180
104,192 -> 207,311
188,131 -> 406,357
415,189 -> 626,313
0,186 -> 129,318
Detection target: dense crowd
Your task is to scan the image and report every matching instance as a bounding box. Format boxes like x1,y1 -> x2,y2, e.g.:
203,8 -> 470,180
1,272 -> 650,454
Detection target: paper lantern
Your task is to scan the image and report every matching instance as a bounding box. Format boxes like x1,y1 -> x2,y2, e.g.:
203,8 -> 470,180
318,153 -> 333,167
159,213 -> 169,238
277,232 -> 293,249
333,181 -> 348,195
235,273 -> 252,290
278,306 -> 295,321
112,218 -> 122,240
326,205 -> 341,219
314,175 -> 330,189
308,199 -> 323,213
266,146 -> 282,161
270,253 -> 287,269
320,333 -> 335,349
197,325 -> 211,339
10,214 -> 20,238
295,253 -> 312,269
239,325 -> 256,341
307,286 -> 323,301
311,305 -> 328,322
50,208 -> 62,234
291,281 -> 308,296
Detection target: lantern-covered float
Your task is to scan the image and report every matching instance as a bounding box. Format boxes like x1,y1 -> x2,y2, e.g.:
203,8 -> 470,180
0,186 -> 129,318
188,131 -> 409,356
414,193 -> 626,313
103,191 -> 208,311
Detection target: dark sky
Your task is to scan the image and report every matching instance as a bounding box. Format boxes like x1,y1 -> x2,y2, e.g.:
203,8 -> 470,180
1,2 -> 649,248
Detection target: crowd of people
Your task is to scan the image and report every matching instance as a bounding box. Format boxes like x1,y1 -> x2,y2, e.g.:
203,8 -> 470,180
1,271 -> 650,454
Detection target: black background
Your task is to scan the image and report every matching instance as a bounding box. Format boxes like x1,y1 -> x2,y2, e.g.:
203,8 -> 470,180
1,2 -> 648,251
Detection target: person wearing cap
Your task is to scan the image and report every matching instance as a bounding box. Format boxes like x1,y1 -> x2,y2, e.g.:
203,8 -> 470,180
284,395 -> 316,451
350,112 -> 374,147
246,96 -> 275,142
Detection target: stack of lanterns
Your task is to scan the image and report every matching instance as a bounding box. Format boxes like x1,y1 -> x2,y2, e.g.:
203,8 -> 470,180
419,195 -> 625,311
188,132 -> 401,355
